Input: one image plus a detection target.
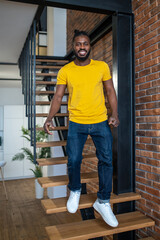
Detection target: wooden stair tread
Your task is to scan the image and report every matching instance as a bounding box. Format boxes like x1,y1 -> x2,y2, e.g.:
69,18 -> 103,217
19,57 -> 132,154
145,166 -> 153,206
36,91 -> 69,95
36,59 -> 69,63
45,211 -> 155,240
37,154 -> 96,166
36,81 -> 57,85
36,101 -> 68,105
36,139 -> 92,148
142,238 -> 155,240
36,73 -> 57,77
36,65 -> 62,69
36,113 -> 69,117
41,192 -> 141,214
38,172 -> 98,188
36,140 -> 67,148
36,126 -> 68,131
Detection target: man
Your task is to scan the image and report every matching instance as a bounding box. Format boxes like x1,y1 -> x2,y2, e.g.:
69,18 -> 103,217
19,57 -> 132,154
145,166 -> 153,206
44,30 -> 120,227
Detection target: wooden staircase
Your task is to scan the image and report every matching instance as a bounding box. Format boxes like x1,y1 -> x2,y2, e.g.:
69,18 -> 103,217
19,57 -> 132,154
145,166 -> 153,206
35,57 -> 155,240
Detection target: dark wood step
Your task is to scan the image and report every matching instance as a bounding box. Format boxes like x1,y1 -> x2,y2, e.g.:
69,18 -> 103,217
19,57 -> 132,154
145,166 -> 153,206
36,73 -> 57,77
36,126 -> 68,131
36,113 -> 69,117
142,238 -> 155,240
36,140 -> 67,148
38,172 -> 98,188
37,154 -> 96,166
45,211 -> 155,240
36,91 -> 69,95
36,101 -> 68,105
41,192 -> 141,214
36,65 -> 62,69
36,59 -> 69,63
36,81 -> 57,85
36,139 -> 92,148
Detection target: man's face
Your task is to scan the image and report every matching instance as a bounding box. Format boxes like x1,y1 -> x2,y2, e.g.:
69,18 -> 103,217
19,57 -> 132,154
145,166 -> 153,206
73,35 -> 91,61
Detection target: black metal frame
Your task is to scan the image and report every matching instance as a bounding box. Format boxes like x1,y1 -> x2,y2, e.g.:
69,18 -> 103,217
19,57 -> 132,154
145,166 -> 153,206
18,20 -> 37,163
16,0 -> 135,239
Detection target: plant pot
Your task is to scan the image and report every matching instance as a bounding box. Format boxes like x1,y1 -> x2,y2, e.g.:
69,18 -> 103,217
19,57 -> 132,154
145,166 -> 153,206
35,179 -> 44,199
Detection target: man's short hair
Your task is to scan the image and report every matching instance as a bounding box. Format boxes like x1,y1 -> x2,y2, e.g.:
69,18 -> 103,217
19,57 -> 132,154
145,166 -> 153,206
72,30 -> 90,43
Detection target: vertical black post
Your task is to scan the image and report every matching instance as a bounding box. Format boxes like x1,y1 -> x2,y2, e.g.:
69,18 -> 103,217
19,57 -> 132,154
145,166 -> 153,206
112,13 -> 135,240
27,37 -> 30,118
31,25 -> 34,145
33,20 -> 37,163
28,30 -> 31,130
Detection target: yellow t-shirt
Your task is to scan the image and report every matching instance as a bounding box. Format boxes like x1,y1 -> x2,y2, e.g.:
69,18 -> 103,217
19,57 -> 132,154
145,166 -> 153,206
57,59 -> 111,124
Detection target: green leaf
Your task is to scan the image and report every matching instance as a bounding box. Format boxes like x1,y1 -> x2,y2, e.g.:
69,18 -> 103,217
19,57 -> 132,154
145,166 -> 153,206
30,165 -> 42,178
12,153 -> 25,161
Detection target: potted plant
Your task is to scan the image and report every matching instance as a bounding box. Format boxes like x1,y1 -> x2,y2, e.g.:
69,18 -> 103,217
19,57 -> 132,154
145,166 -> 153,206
12,126 -> 50,199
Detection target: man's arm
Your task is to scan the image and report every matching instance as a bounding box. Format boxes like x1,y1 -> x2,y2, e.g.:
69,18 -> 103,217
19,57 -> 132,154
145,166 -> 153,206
43,84 -> 66,134
103,79 -> 120,127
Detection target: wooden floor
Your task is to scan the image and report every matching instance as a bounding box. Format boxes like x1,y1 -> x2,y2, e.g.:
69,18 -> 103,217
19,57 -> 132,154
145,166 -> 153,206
0,178 -> 82,240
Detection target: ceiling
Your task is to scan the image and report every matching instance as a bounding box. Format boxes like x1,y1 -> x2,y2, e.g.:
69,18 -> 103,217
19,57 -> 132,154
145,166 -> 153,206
0,0 -> 38,83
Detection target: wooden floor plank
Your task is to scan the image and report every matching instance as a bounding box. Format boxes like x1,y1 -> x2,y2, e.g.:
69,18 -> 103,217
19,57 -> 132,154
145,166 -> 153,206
0,178 -> 81,240
38,172 -> 98,188
45,211 -> 155,240
41,192 -> 141,214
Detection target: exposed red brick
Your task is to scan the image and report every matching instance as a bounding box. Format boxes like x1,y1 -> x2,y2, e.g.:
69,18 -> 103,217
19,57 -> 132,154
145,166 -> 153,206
136,90 -> 146,98
139,36 -> 159,51
145,58 -> 158,68
139,81 -> 152,90
146,144 -> 160,152
137,162 -> 152,171
152,123 -> 160,129
140,109 -> 160,116
146,158 -> 160,167
145,43 -> 158,54
152,94 -> 160,101
152,79 -> 160,87
147,172 -> 160,182
152,64 -> 160,73
140,137 -> 152,143
146,87 -> 160,95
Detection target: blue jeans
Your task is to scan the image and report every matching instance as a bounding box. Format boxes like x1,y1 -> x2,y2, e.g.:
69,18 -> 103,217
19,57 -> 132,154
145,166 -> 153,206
66,120 -> 113,202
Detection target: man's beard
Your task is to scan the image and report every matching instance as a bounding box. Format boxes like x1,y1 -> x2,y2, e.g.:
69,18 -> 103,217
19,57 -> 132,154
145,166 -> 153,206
73,49 -> 91,61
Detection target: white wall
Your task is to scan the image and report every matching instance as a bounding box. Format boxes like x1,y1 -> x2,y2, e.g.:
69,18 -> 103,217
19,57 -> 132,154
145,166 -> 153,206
47,7 -> 66,56
0,81 -> 24,105
3,105 -> 34,179
0,81 -> 43,180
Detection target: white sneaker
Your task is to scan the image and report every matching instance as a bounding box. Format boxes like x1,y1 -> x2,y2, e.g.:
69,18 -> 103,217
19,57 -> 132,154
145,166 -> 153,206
67,191 -> 81,213
93,199 -> 118,227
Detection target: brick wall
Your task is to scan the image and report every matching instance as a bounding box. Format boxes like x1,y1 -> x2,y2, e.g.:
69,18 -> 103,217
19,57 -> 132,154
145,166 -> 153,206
67,2 -> 160,238
132,0 -> 160,239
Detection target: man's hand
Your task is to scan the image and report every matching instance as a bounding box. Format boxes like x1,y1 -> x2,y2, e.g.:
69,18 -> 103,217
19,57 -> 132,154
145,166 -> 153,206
43,119 -> 54,135
108,114 -> 120,128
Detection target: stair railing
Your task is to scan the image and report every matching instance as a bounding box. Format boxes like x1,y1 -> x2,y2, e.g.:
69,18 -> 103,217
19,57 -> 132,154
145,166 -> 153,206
18,20 -> 37,164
